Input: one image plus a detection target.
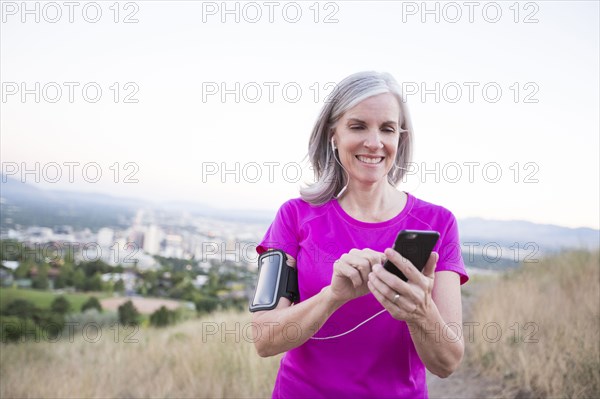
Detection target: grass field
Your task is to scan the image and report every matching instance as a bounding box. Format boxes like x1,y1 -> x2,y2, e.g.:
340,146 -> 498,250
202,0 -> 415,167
1,250 -> 598,398
469,250 -> 600,398
0,287 -> 110,312
0,310 -> 281,398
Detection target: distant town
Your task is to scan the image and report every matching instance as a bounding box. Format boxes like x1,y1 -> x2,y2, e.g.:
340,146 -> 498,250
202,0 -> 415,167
0,205 -> 269,314
3,207 -> 267,268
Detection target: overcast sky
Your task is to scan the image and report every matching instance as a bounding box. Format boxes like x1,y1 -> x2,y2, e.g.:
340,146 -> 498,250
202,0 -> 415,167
1,0 -> 599,229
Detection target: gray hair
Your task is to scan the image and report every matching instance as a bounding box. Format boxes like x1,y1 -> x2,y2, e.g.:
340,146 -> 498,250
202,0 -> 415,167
299,71 -> 414,205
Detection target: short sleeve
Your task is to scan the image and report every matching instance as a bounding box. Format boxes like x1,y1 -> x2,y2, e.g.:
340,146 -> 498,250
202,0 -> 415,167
256,199 -> 300,259
435,212 -> 469,285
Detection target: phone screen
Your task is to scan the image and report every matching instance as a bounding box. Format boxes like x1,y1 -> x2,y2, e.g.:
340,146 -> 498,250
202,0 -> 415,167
252,252 -> 282,307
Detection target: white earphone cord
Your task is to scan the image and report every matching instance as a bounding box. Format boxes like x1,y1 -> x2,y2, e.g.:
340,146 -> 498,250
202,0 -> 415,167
331,139 -> 349,198
309,309 -> 387,340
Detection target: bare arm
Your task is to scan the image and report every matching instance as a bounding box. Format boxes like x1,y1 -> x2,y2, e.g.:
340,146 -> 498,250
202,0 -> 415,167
252,248 -> 385,357
252,286 -> 344,357
406,270 -> 464,378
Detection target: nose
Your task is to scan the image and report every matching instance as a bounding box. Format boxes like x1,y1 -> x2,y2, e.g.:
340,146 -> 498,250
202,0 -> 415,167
363,129 -> 384,150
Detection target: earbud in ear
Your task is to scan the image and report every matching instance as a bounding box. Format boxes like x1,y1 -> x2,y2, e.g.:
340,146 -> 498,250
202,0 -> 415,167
331,138 -> 337,151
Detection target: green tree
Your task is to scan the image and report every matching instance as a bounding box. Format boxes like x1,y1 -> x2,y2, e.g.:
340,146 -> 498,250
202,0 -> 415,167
81,296 -> 103,313
0,240 -> 23,261
84,272 -> 103,291
31,265 -> 49,290
204,269 -> 221,296
114,279 -> 125,293
118,300 -> 140,325
13,261 -> 31,279
82,259 -> 110,278
50,296 -> 71,315
73,269 -> 85,291
32,274 -> 49,289
53,272 -> 67,289
195,296 -> 219,314
59,262 -> 74,286
169,279 -> 196,301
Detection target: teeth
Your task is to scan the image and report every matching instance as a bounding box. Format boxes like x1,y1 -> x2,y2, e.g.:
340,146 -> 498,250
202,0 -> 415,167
357,156 -> 384,164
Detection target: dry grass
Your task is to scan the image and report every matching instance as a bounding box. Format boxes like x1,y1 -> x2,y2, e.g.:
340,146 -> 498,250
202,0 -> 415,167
0,310 -> 281,398
468,250 -> 600,398
2,250 -> 598,398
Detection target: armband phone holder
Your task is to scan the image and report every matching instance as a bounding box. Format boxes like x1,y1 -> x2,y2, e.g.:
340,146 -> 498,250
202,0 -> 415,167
249,249 -> 299,312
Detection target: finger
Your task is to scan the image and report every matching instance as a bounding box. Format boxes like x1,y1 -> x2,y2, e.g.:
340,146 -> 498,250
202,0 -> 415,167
371,263 -> 410,295
368,279 -> 417,319
422,251 -> 438,279
383,248 -> 420,282
367,280 -> 397,314
334,261 -> 363,288
347,248 -> 387,271
369,268 -> 417,310
342,253 -> 373,282
368,269 -> 398,301
372,262 -> 427,309
362,248 -> 388,266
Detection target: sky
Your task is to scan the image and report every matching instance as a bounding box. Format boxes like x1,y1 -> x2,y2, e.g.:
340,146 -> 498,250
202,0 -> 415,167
1,0 -> 599,229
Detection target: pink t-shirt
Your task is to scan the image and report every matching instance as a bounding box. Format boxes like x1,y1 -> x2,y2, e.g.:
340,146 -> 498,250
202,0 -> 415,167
256,192 -> 468,399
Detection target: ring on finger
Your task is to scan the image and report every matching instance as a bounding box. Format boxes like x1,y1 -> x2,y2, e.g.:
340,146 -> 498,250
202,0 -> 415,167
393,294 -> 401,303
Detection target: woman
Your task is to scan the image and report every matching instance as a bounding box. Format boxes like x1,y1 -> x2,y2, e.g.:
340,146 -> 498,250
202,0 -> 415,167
252,71 -> 468,398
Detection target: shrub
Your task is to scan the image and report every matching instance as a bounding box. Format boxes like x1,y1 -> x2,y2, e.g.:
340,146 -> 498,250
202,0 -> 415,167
81,296 -> 103,313
118,300 -> 140,325
31,309 -> 65,337
195,296 -> 219,314
31,273 -> 49,290
50,296 -> 71,315
3,299 -> 36,319
1,298 -> 67,342
149,306 -> 178,327
0,316 -> 38,343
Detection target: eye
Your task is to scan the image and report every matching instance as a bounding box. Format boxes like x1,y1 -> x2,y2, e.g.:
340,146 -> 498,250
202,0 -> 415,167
381,127 -> 396,133
349,125 -> 365,130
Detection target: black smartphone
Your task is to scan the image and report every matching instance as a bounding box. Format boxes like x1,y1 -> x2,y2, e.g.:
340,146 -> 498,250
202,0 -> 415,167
383,230 -> 440,281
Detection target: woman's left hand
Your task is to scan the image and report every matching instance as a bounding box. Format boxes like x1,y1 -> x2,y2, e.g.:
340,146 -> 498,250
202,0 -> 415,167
367,248 -> 439,323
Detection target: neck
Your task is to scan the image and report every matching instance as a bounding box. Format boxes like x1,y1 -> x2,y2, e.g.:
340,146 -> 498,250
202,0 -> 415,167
338,181 -> 403,222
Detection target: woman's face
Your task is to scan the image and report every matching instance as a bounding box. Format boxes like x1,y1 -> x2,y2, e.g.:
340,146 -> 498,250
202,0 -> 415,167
332,93 -> 401,189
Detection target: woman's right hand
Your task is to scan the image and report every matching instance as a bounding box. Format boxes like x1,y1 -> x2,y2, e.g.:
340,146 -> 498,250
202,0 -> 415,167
329,248 -> 387,305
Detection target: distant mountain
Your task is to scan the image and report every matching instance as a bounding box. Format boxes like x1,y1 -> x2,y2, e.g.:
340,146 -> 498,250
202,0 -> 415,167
0,174 -> 50,203
458,217 -> 599,252
0,175 -> 138,231
0,176 -> 274,230
1,176 -> 598,258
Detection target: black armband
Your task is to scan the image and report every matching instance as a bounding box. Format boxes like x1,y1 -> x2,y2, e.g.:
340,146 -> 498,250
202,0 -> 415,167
249,249 -> 299,312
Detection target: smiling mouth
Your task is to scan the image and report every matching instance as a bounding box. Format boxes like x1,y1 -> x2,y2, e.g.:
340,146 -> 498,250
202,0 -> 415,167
356,155 -> 384,164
